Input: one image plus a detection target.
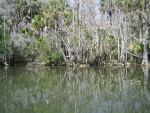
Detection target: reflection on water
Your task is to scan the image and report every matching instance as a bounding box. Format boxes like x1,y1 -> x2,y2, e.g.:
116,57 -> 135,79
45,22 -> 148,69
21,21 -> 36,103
0,66 -> 150,113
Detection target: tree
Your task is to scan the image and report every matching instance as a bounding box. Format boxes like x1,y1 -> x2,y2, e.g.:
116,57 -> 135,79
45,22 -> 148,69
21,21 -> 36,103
0,0 -> 149,66
140,0 -> 149,65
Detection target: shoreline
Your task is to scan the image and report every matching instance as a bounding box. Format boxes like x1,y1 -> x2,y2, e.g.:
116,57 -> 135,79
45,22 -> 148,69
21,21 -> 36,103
1,61 -> 149,68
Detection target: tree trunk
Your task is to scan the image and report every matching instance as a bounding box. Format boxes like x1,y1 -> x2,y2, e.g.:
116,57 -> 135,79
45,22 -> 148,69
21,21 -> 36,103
141,17 -> 148,65
141,1 -> 149,65
141,30 -> 148,65
142,67 -> 150,102
78,0 -> 81,48
119,25 -> 125,62
117,36 -> 120,62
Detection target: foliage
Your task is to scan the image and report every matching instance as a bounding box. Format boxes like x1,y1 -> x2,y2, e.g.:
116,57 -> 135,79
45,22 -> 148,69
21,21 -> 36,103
31,15 -> 45,31
105,35 -> 115,43
128,41 -> 143,54
0,0 -> 149,65
91,44 -> 97,51
0,15 -> 12,61
71,36 -> 78,45
21,27 -> 32,36
42,0 -> 73,29
84,29 -> 93,40
50,49 -> 62,62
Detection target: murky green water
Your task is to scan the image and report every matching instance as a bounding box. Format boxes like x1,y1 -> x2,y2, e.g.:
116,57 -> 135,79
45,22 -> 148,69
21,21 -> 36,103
0,66 -> 150,113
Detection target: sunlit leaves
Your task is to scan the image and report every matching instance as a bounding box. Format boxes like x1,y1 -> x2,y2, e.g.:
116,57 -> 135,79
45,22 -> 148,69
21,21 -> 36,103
43,0 -> 73,29
105,35 -> 114,42
90,44 -> 97,51
128,41 -> 143,54
63,10 -> 73,25
31,15 -> 45,31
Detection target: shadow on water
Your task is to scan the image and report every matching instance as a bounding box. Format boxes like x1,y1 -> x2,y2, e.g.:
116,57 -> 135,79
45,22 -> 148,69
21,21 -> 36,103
0,66 -> 150,113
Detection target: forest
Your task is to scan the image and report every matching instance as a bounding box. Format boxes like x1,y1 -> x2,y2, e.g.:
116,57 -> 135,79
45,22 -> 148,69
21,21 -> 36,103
0,0 -> 150,66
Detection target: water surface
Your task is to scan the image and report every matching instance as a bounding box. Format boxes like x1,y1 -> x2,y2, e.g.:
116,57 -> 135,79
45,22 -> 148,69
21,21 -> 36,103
0,66 -> 150,113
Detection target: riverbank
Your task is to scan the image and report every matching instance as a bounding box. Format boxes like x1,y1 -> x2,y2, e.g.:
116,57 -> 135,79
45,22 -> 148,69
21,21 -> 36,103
0,60 -> 148,68
20,61 -> 143,68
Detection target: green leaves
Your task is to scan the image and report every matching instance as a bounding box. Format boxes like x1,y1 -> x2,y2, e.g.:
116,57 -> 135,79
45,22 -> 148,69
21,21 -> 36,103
63,9 -> 73,25
50,49 -> 62,62
31,15 -> 45,31
128,41 -> 143,54
116,0 -> 144,12
104,35 -> 114,43
84,30 -> 93,40
71,36 -> 78,45
43,0 -> 72,28
139,0 -> 145,5
91,44 -> 97,51
21,27 -> 32,35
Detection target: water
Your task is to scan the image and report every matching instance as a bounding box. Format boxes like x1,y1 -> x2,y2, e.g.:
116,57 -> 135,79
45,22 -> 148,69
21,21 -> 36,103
0,66 -> 150,113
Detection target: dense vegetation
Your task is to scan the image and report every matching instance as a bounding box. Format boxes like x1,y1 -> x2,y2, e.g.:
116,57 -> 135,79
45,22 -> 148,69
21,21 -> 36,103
0,0 -> 150,66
